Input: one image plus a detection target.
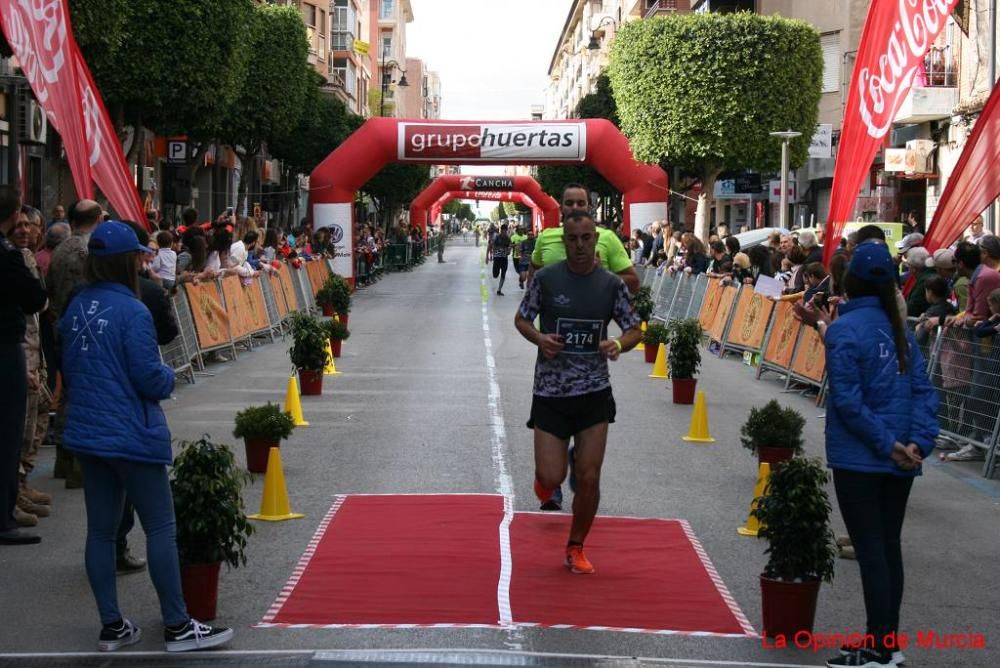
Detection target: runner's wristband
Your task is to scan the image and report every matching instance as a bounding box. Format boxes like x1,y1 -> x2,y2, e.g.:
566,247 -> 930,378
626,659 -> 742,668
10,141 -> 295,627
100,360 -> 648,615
613,338 -> 623,353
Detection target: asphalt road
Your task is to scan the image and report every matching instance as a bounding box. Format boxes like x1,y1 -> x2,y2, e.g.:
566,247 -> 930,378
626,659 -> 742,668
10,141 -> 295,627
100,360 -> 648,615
2,239 -> 997,668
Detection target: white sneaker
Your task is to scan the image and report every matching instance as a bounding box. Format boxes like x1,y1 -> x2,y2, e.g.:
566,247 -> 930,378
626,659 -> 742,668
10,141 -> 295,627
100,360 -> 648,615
945,444 -> 985,462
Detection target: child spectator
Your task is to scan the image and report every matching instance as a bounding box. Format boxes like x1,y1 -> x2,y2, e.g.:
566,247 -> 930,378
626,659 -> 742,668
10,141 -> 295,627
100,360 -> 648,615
915,276 -> 956,346
150,231 -> 177,290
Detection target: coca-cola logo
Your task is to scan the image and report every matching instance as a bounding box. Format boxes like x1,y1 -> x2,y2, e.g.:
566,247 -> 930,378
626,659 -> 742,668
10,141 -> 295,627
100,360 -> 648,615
76,64 -> 103,166
3,0 -> 69,104
857,0 -> 959,139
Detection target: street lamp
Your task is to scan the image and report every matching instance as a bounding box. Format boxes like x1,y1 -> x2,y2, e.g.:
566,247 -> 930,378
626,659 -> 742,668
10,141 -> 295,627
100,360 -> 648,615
379,57 -> 408,117
769,129 -> 801,230
587,16 -> 618,50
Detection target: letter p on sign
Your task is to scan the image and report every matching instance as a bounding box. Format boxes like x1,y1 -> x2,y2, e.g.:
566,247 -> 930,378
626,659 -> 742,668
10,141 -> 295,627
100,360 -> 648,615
167,140 -> 187,163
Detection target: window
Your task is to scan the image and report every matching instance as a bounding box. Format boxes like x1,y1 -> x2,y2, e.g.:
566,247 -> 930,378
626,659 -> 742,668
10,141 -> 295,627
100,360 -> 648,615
304,3 -> 317,27
380,0 -> 394,20
381,32 -> 392,59
820,32 -> 841,94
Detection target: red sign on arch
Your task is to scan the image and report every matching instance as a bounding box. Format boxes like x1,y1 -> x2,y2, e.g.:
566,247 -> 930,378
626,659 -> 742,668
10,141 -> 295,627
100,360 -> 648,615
398,122 -> 586,162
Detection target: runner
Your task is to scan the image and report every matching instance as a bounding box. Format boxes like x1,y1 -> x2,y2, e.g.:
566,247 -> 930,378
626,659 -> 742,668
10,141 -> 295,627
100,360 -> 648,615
492,223 -> 513,296
514,210 -> 642,574
509,225 -> 527,288
517,226 -> 536,290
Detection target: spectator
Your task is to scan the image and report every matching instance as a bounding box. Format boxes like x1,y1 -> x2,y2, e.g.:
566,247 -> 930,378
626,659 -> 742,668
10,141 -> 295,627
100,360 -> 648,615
964,215 -> 989,245
261,228 -> 279,263
798,229 -> 823,264
724,235 -> 740,258
716,223 -> 730,240
914,276 -> 955,345
744,245 -> 774,286
894,232 -> 924,272
952,241 -> 1000,324
180,207 -> 199,230
829,252 -> 849,299
150,231 -> 177,290
730,252 -> 752,285
801,262 -> 830,305
49,204 -> 67,228
647,223 -> 664,266
904,247 -> 935,317
59,221 -> 233,652
980,235 -> 1000,270
706,240 -> 732,277
629,229 -> 644,265
684,237 -> 709,275
36,222 -> 69,277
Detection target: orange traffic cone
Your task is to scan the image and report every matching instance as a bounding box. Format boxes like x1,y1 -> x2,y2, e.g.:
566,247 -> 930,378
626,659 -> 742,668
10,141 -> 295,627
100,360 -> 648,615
649,343 -> 668,379
737,462 -> 771,536
682,391 -> 715,442
283,375 -> 308,427
249,448 -> 304,522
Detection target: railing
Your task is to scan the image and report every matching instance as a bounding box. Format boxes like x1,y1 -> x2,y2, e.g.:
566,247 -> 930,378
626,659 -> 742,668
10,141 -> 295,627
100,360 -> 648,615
332,31 -> 354,52
645,0 -> 679,18
922,45 -> 957,88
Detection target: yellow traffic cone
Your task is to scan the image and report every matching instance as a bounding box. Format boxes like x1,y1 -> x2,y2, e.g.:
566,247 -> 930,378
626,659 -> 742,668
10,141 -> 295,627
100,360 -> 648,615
649,342 -> 668,379
737,462 -> 771,536
249,448 -> 304,522
682,391 -> 716,442
323,340 -> 341,375
636,321 -> 647,352
283,375 -> 309,427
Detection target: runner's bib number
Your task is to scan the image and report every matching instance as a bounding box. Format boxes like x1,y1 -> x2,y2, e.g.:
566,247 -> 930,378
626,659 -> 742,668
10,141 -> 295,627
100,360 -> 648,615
556,318 -> 604,355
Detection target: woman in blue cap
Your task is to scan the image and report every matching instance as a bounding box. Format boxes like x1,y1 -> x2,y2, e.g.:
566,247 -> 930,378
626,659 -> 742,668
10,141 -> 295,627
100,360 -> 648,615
59,221 -> 232,653
822,240 -> 939,668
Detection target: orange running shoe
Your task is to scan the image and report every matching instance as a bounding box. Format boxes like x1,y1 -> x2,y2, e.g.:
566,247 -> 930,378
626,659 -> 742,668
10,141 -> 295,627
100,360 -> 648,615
565,544 -> 595,574
534,479 -> 561,510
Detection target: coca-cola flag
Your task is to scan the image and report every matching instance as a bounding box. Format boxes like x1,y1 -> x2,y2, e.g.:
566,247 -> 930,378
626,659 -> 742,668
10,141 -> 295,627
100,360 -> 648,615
824,0 -> 960,265
0,0 -> 93,198
73,44 -> 145,226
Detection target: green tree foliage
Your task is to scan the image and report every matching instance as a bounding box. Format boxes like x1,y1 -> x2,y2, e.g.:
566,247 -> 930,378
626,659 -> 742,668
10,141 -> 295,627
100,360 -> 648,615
502,200 -> 518,217
69,0 -> 131,88
608,13 -> 822,206
220,4 -> 310,155
537,72 -> 621,222
270,74 -> 364,174
458,203 -> 476,222
361,163 -> 431,227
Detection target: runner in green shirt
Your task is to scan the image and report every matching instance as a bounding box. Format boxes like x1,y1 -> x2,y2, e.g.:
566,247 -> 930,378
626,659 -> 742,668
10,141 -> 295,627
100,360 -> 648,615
509,226 -> 527,288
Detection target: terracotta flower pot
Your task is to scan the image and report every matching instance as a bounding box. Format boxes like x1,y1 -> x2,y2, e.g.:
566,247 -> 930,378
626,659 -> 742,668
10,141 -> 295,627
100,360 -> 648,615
321,304 -> 334,317
298,369 -> 323,396
330,338 -> 343,358
758,446 -> 795,467
181,562 -> 221,621
244,438 -> 279,474
335,312 -> 349,328
644,343 -> 659,364
760,575 -> 821,637
671,378 -> 697,404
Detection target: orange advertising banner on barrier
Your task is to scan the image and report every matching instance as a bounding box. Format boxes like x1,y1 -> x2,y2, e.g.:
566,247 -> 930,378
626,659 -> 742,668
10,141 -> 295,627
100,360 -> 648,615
790,323 -> 827,383
706,285 -> 738,343
698,277 -> 724,330
184,282 -> 231,350
220,276 -> 252,339
307,261 -> 325,296
269,272 -> 289,318
762,301 -> 800,370
724,289 -> 775,351
280,265 -> 299,311
245,281 -> 270,332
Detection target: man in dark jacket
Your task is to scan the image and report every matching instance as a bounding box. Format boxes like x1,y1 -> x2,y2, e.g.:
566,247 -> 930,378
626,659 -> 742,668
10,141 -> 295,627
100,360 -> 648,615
0,185 -> 48,545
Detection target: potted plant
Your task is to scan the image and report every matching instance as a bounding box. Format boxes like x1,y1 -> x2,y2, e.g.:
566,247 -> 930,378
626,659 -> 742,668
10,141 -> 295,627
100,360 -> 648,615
232,403 -> 296,474
666,318 -> 702,404
641,322 -> 670,364
740,400 -> 806,466
324,317 -> 351,359
751,457 -> 836,637
171,437 -> 254,621
289,312 -> 330,395
325,273 -> 351,326
315,278 -> 338,317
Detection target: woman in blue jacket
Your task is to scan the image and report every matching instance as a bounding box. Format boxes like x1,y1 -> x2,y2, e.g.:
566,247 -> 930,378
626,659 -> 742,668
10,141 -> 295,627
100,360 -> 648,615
59,222 -> 232,653
822,241 -> 938,668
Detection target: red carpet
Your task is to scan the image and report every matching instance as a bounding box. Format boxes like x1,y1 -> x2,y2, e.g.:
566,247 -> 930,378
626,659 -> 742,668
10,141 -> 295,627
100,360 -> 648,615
261,494 -> 504,626
508,512 -> 754,635
259,495 -> 753,636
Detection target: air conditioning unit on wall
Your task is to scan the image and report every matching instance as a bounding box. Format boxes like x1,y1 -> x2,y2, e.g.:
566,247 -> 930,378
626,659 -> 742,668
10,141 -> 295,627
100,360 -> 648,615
18,98 -> 47,145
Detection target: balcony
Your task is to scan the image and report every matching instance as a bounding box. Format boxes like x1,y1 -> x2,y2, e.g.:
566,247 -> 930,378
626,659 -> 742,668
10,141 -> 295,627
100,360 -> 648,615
645,0 -> 690,17
894,48 -> 958,124
332,31 -> 354,52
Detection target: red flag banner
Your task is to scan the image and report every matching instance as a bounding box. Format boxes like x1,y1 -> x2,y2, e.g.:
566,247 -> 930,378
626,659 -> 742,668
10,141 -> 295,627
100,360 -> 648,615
823,0 -> 960,266
922,84 -> 1000,253
0,0 -> 92,198
73,46 -> 146,226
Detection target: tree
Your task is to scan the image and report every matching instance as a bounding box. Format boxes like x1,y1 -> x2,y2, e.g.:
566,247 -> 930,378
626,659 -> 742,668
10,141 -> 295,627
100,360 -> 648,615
270,76 -> 363,174
361,163 -> 430,229
537,72 -> 622,222
608,13 -> 822,232
502,201 -> 518,218
69,0 -> 131,86
220,3 -> 311,209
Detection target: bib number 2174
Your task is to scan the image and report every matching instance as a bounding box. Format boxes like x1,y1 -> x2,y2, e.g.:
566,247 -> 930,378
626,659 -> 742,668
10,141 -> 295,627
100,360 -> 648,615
556,318 -> 603,354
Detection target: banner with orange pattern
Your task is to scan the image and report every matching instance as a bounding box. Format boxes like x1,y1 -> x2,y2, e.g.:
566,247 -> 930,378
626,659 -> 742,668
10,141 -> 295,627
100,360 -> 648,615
220,276 -> 251,339
762,301 -> 800,370
724,288 -> 775,351
706,285 -> 738,343
269,272 -> 289,318
184,282 -> 230,350
697,277 -> 724,330
790,323 -> 827,383
244,281 -> 270,332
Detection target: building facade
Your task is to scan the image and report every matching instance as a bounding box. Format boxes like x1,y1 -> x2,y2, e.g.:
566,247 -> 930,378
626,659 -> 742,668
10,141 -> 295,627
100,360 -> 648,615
375,0 -> 415,117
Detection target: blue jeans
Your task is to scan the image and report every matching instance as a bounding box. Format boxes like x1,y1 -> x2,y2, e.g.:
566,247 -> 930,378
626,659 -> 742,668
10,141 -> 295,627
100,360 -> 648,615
77,454 -> 188,626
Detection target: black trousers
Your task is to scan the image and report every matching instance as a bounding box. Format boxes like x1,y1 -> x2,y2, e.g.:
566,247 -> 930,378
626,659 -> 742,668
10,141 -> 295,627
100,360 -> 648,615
0,344 -> 27,532
833,469 -> 914,650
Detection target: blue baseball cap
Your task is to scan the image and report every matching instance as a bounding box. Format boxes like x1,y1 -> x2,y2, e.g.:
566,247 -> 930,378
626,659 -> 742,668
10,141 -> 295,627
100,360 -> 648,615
848,240 -> 896,283
88,221 -> 151,257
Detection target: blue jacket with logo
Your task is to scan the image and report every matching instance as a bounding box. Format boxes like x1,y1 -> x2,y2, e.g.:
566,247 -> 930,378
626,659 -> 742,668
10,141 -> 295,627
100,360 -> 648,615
824,296 -> 939,476
59,283 -> 175,464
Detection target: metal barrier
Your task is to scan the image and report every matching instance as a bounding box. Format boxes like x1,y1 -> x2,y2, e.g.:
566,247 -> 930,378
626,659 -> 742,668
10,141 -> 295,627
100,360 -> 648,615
924,325 -> 1000,476
159,296 -> 196,384
257,277 -> 283,341
386,244 -> 409,271
685,274 -> 709,319
651,272 -> 679,321
290,265 -> 309,313
172,287 -> 203,371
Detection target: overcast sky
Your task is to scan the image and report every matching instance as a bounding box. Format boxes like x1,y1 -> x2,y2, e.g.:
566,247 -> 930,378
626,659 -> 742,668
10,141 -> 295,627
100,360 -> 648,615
407,0 -> 573,121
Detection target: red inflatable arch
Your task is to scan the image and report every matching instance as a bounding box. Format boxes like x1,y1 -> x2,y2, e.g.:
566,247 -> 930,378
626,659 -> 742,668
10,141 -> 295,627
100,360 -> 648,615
429,190 -> 549,233
310,118 -> 667,278
410,174 -> 560,232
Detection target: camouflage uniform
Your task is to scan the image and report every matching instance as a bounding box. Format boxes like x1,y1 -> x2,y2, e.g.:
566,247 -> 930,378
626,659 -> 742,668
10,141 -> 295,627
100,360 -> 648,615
19,249 -> 49,482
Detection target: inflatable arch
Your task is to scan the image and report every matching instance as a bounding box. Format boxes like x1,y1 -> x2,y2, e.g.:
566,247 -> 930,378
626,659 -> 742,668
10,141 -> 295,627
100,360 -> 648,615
429,190 -> 549,233
310,118 -> 667,278
410,174 -> 560,233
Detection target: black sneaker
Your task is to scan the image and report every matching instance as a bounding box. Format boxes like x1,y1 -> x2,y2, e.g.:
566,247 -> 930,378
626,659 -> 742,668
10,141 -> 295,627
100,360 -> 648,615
98,618 -> 141,652
826,647 -> 894,667
164,619 -> 233,652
